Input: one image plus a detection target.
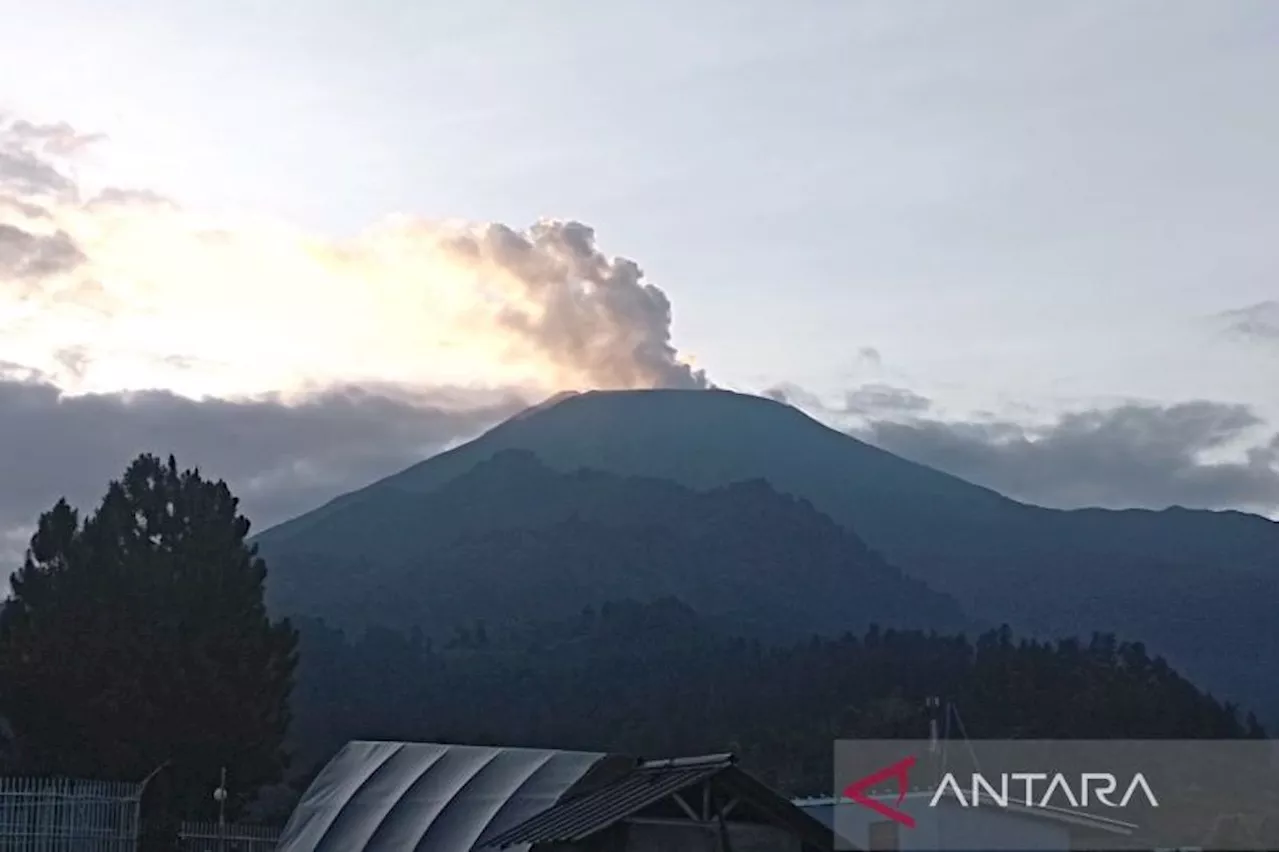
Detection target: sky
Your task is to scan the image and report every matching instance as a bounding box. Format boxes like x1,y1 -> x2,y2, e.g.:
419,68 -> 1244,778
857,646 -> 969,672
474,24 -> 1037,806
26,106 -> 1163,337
0,0 -> 1276,553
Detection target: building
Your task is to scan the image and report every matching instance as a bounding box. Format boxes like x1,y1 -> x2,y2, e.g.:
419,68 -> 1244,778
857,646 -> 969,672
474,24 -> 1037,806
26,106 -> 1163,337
794,793 -> 1136,851
277,740 -> 835,852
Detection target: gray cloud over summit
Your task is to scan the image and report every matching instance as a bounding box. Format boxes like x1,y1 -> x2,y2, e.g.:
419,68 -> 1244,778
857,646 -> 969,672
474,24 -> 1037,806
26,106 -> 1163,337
762,379 -> 1277,516
0,373 -> 525,557
854,400 -> 1278,515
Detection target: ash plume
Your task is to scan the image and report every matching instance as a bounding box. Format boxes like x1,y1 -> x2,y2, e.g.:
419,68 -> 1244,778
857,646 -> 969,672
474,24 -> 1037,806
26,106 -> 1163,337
0,115 -> 708,398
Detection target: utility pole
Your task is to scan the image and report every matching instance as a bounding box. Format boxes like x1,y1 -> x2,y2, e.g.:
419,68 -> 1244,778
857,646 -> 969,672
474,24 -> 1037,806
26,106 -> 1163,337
925,696 -> 942,789
213,767 -> 228,852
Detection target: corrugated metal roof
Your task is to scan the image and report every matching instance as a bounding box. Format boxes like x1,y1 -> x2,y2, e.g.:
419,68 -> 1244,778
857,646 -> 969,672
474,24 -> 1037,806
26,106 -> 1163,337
480,753 -> 736,848
274,741 -> 607,852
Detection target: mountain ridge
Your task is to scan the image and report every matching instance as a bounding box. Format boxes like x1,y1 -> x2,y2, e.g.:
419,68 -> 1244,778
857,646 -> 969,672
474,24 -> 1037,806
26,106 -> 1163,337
257,389 -> 1275,546
263,447 -> 969,641
254,388 -> 1277,719
254,388 -> 1274,578
254,389 -> 1018,549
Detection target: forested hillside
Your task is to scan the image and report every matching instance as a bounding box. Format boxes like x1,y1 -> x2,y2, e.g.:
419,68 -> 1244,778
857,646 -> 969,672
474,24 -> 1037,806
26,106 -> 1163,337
263,449 -> 968,640
288,598 -> 1261,798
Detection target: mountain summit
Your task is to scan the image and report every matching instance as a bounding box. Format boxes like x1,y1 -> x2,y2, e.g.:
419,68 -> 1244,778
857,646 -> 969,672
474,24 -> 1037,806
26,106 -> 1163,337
257,389 -> 1010,548
256,389 -> 1277,718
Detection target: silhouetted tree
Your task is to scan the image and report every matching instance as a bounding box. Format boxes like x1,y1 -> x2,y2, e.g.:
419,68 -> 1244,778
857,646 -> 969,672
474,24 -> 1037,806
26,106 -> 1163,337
0,454 -> 298,825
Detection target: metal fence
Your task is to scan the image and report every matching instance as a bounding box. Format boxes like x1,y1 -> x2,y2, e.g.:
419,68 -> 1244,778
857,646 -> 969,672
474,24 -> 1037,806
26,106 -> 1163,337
177,820 -> 281,852
0,776 -> 143,850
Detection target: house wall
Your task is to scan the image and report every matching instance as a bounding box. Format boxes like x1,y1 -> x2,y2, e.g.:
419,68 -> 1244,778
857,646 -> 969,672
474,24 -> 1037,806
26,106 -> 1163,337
620,821 -> 801,852
541,825 -> 629,852
726,822 -> 803,852
623,822 -> 718,852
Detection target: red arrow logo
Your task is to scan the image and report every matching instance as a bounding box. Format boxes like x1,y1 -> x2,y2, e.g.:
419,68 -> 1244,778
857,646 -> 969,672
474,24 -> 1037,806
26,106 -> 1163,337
842,755 -> 918,828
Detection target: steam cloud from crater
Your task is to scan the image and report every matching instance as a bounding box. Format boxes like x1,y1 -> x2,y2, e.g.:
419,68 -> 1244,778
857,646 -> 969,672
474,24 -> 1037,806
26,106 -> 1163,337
0,114 -> 708,399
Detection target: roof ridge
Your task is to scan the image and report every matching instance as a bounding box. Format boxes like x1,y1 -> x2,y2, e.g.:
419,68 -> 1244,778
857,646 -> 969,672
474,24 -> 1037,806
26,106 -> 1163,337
636,753 -> 735,770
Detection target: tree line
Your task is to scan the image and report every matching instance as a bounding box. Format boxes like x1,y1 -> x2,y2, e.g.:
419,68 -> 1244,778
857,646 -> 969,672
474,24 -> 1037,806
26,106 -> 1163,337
289,596 -> 1262,797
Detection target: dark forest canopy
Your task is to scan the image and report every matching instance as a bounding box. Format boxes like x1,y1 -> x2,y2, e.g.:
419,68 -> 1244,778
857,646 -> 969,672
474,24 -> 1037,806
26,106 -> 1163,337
289,598 -> 1262,798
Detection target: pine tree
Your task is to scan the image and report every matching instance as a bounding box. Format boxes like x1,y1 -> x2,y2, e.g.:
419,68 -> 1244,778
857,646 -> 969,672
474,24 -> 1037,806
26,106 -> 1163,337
0,454 -> 298,822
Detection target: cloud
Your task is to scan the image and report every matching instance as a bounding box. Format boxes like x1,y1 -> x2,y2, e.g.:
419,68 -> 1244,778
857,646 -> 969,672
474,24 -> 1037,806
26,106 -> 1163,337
0,116 -> 97,200
762,381 -> 826,411
0,114 -> 707,398
842,383 -> 931,415
0,374 -> 525,560
854,400 -> 1278,514
0,149 -> 75,198
855,346 -> 882,368
0,196 -> 48,219
765,380 -> 931,417
4,119 -> 104,157
85,187 -> 177,210
1215,300 -> 1278,344
768,378 -> 1278,515
51,346 -> 91,379
0,224 -> 86,282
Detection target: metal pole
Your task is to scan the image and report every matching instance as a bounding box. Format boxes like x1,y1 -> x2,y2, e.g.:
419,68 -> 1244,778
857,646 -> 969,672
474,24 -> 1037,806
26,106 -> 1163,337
138,760 -> 170,849
214,766 -> 227,852
925,696 -> 941,789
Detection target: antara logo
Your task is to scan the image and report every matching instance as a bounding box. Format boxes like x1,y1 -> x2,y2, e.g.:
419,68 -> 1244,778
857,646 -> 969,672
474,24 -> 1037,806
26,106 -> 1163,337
929,772 -> 1160,810
842,758 -> 1160,829
842,755 -> 919,828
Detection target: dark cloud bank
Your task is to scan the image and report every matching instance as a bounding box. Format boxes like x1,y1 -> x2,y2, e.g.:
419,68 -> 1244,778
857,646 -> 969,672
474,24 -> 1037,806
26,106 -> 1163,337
767,383 -> 1277,516
860,401 -> 1277,515
0,374 -> 526,550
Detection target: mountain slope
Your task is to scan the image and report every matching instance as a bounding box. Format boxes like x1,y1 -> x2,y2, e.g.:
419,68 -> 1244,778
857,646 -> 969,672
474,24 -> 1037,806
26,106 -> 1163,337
258,389 -> 1014,550
263,448 -> 968,640
256,389 -> 1277,716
